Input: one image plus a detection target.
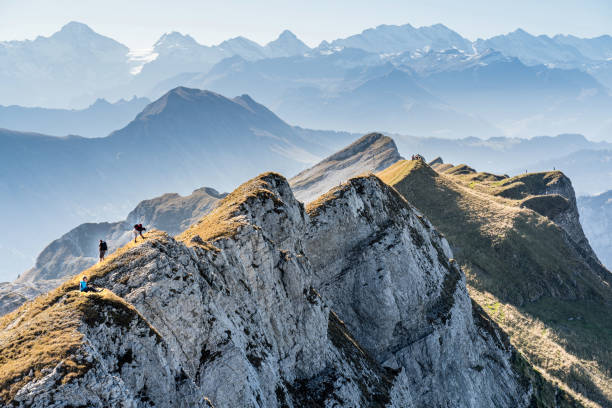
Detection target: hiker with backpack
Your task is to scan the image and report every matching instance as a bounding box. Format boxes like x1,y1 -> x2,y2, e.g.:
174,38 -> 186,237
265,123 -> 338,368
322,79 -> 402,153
79,276 -> 101,293
99,239 -> 107,262
133,223 -> 146,242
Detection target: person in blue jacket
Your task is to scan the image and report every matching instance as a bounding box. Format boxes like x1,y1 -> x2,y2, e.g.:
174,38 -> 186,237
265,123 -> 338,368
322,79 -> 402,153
79,276 -> 100,292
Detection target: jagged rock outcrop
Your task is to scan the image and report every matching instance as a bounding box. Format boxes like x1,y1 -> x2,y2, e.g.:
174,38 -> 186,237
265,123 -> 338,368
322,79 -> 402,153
1,172 -> 564,407
495,171 -> 598,263
290,133 -> 401,203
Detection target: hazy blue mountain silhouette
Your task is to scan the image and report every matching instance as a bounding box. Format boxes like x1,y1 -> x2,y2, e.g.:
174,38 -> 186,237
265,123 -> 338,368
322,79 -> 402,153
0,97 -> 149,138
0,87 -> 356,280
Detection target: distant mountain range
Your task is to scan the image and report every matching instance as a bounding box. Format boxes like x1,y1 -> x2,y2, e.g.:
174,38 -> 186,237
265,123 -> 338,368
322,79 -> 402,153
2,22 -> 612,140
320,23 -> 473,54
0,87 -> 356,281
0,22 -> 133,107
0,97 -> 149,137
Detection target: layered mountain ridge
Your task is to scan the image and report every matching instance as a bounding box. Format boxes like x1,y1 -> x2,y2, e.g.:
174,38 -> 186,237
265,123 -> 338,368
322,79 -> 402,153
0,96 -> 150,138
0,132 -> 395,316
0,172 -> 576,407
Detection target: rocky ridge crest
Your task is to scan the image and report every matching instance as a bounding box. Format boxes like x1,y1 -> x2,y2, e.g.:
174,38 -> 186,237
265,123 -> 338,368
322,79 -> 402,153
0,172 -> 567,407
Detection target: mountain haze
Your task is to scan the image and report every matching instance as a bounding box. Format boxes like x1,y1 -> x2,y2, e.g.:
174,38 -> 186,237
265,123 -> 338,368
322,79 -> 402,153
3,22 -> 612,140
578,190 -> 612,269
0,97 -> 149,138
0,22 -> 132,107
323,23 -> 472,54
0,87 -> 355,280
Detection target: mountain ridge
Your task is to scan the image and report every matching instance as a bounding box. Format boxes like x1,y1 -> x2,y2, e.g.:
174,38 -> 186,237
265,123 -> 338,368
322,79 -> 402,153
0,171 -> 579,407
377,159 -> 611,406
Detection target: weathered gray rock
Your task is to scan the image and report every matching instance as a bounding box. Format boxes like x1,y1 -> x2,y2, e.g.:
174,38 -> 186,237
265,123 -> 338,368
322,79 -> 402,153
5,292 -> 203,408
93,174 -> 411,407
304,176 -> 531,407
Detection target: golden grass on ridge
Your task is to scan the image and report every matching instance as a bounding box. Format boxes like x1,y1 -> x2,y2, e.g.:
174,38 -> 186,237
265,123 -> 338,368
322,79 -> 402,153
178,172 -> 284,246
0,231 -> 164,403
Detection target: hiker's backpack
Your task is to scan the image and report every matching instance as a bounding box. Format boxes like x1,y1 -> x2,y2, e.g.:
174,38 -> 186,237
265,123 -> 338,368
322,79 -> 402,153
101,241 -> 107,251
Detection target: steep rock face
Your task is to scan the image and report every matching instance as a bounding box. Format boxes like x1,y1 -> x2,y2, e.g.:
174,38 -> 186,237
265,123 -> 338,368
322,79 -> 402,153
2,172 -> 563,407
92,174 -> 413,407
304,176 -> 530,407
290,132 -> 402,203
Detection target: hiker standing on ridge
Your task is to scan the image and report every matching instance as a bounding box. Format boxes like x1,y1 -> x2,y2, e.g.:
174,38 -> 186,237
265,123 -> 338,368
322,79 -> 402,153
133,223 -> 146,242
98,239 -> 107,263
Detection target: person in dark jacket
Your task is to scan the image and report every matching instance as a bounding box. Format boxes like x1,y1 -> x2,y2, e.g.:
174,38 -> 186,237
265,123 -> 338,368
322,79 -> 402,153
133,223 -> 146,242
99,240 -> 108,262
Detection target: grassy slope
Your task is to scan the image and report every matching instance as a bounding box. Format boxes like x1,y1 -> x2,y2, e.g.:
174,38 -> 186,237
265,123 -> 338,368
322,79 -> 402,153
0,231 -> 165,404
378,160 -> 612,408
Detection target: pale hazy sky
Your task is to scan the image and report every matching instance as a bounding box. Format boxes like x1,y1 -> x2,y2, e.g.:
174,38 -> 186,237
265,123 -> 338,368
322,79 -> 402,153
1,0 -> 611,49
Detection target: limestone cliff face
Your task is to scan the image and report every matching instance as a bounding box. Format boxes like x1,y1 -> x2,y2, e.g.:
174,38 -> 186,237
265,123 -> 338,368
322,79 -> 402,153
379,159 -> 610,406
1,173 -> 567,407
304,176 -> 530,407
